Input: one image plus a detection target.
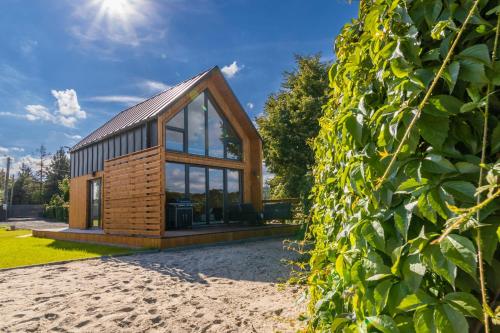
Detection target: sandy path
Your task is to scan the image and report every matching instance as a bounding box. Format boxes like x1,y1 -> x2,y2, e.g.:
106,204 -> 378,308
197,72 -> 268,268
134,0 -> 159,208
0,239 -> 304,333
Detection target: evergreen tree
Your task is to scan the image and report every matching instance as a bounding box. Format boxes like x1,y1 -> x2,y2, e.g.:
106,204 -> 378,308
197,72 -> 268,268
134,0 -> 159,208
43,147 -> 70,203
12,163 -> 35,204
257,54 -> 330,201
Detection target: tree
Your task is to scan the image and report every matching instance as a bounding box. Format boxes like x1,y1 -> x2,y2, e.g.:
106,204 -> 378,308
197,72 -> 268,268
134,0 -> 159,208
257,55 -> 330,202
43,147 -> 70,203
0,168 -> 5,203
12,163 -> 35,204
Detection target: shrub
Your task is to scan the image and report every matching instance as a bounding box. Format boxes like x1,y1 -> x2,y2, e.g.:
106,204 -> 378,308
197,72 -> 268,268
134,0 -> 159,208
307,0 -> 499,331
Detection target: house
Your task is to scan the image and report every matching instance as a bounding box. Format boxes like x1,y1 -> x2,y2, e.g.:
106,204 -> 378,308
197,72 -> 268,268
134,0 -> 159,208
34,67 -> 298,248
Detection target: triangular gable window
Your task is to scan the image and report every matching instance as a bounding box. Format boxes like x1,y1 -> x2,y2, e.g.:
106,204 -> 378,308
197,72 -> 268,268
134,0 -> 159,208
165,91 -> 242,160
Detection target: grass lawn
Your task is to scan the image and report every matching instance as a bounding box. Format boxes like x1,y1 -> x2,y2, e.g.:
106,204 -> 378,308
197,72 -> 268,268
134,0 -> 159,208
0,228 -> 135,269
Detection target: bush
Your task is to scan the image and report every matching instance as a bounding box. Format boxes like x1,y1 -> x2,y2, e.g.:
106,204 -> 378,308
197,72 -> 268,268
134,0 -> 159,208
307,0 -> 499,331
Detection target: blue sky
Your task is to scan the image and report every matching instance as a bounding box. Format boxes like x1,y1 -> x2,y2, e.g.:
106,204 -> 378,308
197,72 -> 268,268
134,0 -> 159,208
0,0 -> 358,173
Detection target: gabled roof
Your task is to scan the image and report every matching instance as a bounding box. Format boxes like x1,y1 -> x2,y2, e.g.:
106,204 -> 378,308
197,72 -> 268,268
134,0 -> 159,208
72,67 -> 215,151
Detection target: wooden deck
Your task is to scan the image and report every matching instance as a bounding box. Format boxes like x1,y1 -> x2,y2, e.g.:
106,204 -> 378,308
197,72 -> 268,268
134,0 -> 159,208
32,223 -> 301,249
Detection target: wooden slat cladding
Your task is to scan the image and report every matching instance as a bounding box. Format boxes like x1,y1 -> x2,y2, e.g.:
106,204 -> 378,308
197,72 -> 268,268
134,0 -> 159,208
103,147 -> 163,237
69,172 -> 103,229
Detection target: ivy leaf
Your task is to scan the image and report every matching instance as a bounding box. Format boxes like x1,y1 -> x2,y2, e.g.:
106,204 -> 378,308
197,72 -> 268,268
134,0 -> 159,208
428,95 -> 464,115
433,304 -> 468,333
457,44 -> 492,68
396,178 -> 428,193
455,162 -> 480,174
458,60 -> 488,83
402,254 -> 426,292
374,280 -> 393,314
443,292 -> 483,320
394,202 -> 413,240
397,290 -> 436,312
423,245 -> 456,286
366,315 -> 399,333
475,217 -> 499,264
414,308 -> 436,333
440,234 -> 477,279
363,220 -> 386,252
427,188 -> 449,219
345,113 -> 363,145
418,113 -> 449,149
418,193 -> 436,223
422,154 -> 456,174
442,181 -> 476,203
442,61 -> 460,93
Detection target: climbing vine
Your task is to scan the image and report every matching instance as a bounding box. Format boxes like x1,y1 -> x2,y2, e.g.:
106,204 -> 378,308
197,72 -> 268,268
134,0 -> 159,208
307,0 -> 500,331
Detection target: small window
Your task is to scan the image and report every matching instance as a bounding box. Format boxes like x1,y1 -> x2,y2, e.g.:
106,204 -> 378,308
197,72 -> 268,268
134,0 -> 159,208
79,150 -> 84,176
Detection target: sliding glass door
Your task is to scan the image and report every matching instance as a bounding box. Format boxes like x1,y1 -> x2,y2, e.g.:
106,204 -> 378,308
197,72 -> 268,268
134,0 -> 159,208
165,162 -> 242,227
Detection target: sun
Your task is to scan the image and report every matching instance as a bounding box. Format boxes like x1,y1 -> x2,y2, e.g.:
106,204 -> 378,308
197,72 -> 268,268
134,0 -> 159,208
98,0 -> 138,21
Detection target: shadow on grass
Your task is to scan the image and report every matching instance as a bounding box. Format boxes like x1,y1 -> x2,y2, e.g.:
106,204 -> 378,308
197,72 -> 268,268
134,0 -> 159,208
46,239 -> 134,256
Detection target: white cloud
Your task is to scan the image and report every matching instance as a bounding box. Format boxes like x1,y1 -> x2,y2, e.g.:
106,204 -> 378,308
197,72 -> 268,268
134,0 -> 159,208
87,95 -> 144,106
20,39 -> 38,56
221,61 -> 243,78
0,147 -> 8,154
0,111 -> 25,119
246,102 -> 254,109
64,133 -> 83,140
51,89 -> 86,119
9,155 -> 40,176
25,104 -> 56,122
140,80 -> 171,93
20,89 -> 86,128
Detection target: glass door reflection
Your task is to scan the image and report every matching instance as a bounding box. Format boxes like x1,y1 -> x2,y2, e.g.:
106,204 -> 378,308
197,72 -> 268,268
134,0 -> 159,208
208,168 -> 224,223
189,166 -> 207,224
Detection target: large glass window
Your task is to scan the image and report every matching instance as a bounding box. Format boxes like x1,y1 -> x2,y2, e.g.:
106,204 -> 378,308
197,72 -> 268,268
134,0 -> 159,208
207,100 -> 224,158
208,168 -> 224,222
227,169 -> 241,204
165,162 -> 186,202
165,91 -> 243,160
165,162 -> 243,228
189,166 -> 207,224
165,110 -> 185,152
88,178 -> 102,229
187,94 -> 206,155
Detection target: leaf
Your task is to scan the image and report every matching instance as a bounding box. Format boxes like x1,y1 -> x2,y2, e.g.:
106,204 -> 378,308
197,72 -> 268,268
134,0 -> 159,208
423,245 -> 456,286
433,304 -> 468,333
366,315 -> 399,333
422,154 -> 456,174
442,181 -> 476,203
345,113 -> 363,145
440,234 -> 477,279
443,61 -> 460,93
397,290 -> 436,312
443,292 -> 483,320
418,193 -> 436,223
402,254 -> 426,292
363,220 -> 386,251
428,95 -> 464,115
374,280 -> 393,314
397,178 -> 426,193
458,60 -> 488,83
427,189 -> 449,219
455,162 -> 480,174
414,308 -> 436,333
476,217 -> 499,264
418,113 -> 449,149
394,203 -> 412,240
491,123 -> 500,154
457,44 -> 492,68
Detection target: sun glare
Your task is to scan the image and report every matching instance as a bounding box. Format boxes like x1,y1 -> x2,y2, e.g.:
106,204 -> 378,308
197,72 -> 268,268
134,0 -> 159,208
99,0 -> 137,21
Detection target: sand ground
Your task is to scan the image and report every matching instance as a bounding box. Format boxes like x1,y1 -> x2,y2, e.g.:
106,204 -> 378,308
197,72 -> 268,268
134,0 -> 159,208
0,238 -> 305,333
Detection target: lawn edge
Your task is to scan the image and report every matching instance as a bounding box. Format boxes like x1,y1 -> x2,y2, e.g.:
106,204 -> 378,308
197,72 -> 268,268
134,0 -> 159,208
0,249 -> 160,272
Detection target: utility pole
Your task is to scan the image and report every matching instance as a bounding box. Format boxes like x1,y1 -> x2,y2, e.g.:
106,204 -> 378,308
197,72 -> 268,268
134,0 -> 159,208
3,157 -> 11,220
9,175 -> 14,207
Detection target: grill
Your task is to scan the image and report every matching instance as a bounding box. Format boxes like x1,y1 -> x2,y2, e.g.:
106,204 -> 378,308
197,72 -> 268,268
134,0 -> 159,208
167,199 -> 193,230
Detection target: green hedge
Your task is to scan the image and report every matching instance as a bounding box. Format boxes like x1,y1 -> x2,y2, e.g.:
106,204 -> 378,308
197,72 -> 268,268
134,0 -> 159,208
43,205 -> 68,222
307,0 -> 499,331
